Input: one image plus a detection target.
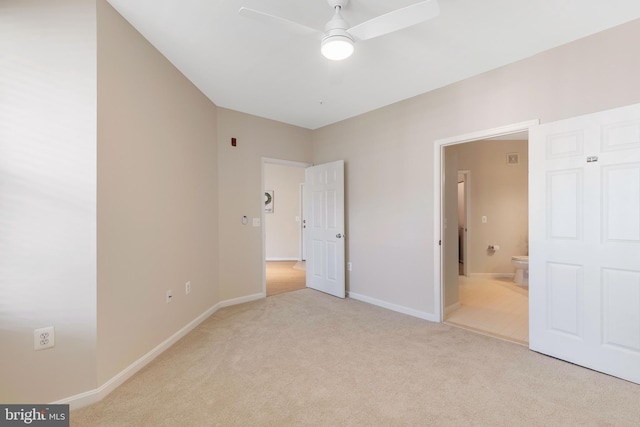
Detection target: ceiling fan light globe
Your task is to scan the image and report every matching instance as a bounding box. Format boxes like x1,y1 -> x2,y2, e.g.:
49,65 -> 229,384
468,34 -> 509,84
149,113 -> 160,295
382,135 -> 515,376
321,35 -> 354,61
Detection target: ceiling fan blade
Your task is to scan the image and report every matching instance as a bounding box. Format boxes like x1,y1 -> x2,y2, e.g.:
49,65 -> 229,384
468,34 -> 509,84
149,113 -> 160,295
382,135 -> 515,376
239,7 -> 322,38
347,0 -> 440,41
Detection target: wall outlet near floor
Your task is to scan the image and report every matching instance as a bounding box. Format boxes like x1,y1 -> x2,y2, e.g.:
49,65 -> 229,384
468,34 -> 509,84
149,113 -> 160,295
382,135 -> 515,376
347,262 -> 352,271
185,281 -> 191,295
34,326 -> 55,351
166,290 -> 173,303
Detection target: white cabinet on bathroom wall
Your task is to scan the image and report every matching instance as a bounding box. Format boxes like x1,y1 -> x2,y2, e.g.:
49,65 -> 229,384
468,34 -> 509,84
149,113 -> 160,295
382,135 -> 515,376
529,102 -> 640,385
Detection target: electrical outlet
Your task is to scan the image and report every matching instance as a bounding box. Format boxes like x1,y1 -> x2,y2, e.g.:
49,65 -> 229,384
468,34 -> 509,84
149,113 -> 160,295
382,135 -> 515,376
34,326 -> 55,351
347,262 -> 352,271
185,281 -> 191,295
166,290 -> 172,303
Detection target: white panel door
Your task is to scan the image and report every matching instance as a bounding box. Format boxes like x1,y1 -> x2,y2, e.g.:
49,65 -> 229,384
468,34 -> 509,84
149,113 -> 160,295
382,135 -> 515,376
304,160 -> 345,298
530,103 -> 640,384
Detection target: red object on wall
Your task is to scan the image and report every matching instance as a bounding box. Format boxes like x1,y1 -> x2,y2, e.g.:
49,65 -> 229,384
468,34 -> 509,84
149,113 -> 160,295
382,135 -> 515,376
231,137 -> 237,147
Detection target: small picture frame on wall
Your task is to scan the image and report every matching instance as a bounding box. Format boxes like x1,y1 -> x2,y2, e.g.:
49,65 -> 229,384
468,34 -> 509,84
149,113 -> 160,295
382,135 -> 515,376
507,152 -> 520,165
264,190 -> 274,213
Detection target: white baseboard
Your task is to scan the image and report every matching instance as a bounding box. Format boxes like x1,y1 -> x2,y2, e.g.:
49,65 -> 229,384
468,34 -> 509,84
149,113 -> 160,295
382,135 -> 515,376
218,292 -> 264,308
444,302 -> 460,317
348,292 -> 439,322
468,273 -> 515,279
55,292 -> 264,410
265,257 -> 298,261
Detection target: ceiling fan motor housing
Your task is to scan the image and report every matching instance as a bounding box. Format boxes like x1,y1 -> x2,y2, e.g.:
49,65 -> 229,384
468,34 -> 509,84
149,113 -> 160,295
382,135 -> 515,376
328,0 -> 350,9
323,18 -> 352,41
321,0 -> 355,60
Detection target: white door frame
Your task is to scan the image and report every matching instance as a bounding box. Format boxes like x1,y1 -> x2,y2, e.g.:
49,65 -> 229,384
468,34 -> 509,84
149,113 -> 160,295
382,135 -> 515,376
433,120 -> 539,321
299,182 -> 305,261
261,157 -> 312,296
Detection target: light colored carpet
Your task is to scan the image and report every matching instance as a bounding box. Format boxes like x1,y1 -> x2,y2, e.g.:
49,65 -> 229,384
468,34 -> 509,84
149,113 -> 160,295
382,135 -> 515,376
71,290 -> 640,426
266,261 -> 306,297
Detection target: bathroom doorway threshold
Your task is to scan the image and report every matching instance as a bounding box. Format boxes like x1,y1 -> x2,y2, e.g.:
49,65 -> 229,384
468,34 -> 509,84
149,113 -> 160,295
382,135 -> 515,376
444,276 -> 529,346
444,319 -> 528,346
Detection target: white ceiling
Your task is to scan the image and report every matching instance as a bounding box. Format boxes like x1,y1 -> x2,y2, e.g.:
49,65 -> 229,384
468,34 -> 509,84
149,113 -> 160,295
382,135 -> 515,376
105,0 -> 640,130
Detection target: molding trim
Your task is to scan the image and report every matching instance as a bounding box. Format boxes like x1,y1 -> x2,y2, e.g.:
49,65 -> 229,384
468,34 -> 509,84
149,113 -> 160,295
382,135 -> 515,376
435,120 -> 539,146
444,302 -> 460,317
348,292 -> 439,322
218,292 -> 264,308
54,293 -> 264,409
265,257 -> 299,261
468,273 -> 516,279
262,157 -> 311,168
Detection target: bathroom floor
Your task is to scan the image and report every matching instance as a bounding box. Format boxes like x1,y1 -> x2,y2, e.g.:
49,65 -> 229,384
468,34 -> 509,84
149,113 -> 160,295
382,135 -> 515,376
445,275 -> 529,345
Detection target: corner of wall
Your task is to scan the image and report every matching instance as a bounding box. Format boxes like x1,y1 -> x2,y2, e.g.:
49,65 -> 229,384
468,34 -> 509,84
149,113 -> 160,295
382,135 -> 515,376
0,0 -> 98,404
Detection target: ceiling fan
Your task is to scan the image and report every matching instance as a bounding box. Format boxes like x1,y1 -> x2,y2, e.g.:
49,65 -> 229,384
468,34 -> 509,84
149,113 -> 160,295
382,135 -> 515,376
239,0 -> 440,61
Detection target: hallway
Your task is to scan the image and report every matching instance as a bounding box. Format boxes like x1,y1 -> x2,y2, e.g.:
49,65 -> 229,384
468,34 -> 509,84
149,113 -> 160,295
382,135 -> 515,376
266,261 -> 306,296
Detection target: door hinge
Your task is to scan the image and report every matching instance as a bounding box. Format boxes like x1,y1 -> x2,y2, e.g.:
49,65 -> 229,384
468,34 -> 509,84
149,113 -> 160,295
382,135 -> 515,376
439,240 -> 442,246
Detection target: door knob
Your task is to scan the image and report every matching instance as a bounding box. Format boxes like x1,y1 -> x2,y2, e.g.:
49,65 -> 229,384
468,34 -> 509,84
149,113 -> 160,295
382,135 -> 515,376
336,233 -> 343,239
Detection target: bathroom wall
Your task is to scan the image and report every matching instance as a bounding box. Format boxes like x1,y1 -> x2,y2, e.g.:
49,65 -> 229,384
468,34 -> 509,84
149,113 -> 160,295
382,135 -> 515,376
458,180 -> 465,238
443,147 -> 460,311
450,139 -> 529,276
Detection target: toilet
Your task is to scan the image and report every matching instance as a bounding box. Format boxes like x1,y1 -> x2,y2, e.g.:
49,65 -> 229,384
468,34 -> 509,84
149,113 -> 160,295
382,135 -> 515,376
511,256 -> 529,286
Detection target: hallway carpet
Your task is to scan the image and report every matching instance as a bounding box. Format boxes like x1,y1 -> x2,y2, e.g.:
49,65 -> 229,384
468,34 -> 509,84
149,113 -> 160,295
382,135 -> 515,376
266,261 -> 305,296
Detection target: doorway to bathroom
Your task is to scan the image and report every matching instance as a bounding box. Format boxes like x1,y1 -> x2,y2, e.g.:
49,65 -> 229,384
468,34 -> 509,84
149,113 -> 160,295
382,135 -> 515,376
436,122 -> 534,345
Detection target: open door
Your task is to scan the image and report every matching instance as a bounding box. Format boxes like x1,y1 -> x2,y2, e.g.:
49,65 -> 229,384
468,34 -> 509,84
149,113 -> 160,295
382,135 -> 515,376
529,103 -> 640,384
304,160 -> 345,298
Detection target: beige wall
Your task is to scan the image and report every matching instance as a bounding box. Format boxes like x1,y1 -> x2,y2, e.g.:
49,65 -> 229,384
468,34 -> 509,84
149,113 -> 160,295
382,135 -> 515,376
0,0 -> 97,403
450,139 -> 529,275
217,108 -> 312,301
97,0 -> 219,384
312,19 -> 640,317
264,164 -> 306,260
